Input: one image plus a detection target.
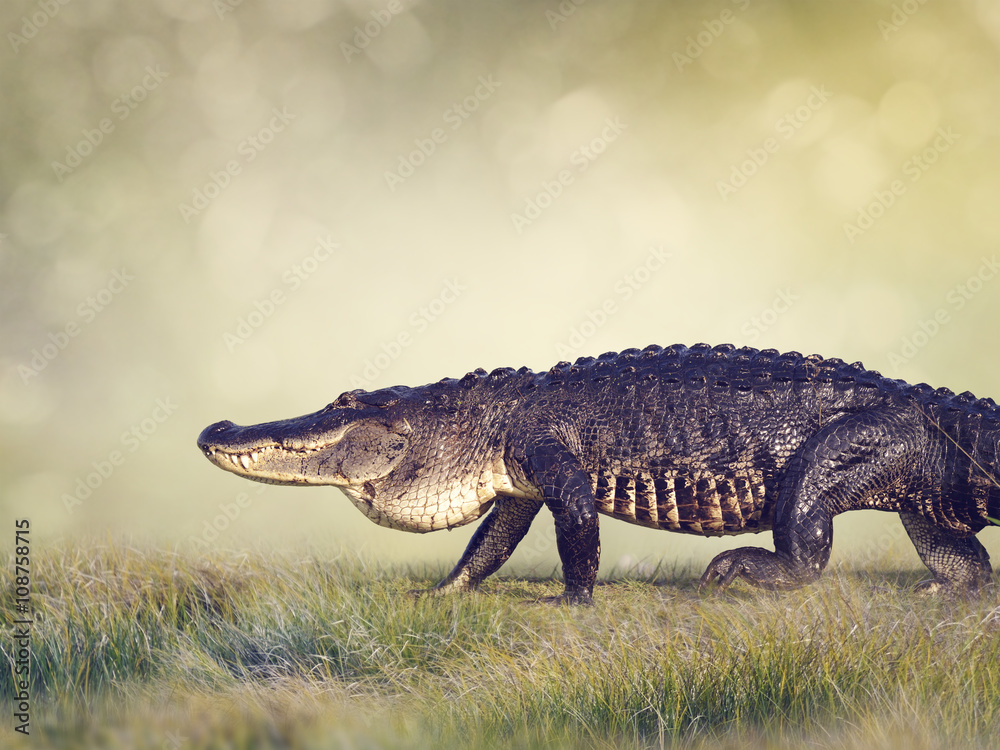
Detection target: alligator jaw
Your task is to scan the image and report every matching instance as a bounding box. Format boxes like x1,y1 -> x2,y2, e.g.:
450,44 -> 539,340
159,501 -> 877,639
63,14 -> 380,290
199,441 -> 306,485
197,419 -> 342,486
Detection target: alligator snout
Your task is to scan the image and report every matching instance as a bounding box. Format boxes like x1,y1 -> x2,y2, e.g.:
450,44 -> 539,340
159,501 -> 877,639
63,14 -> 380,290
197,420 -> 235,454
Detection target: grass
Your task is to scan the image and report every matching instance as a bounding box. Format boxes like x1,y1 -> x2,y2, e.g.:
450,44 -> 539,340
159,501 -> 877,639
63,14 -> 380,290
2,540 -> 1000,749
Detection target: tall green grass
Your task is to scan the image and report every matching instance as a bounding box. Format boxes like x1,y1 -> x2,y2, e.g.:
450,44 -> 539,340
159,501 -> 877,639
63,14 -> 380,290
2,540 -> 999,749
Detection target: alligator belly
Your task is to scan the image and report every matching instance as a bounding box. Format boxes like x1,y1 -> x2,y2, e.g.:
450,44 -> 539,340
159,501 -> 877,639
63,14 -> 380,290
590,466 -> 772,536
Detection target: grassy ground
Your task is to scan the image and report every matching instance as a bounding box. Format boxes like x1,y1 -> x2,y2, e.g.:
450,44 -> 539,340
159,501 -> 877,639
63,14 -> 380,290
2,540 -> 999,749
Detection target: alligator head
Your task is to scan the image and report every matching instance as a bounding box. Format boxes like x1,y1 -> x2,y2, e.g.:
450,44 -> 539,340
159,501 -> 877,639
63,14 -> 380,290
197,385 -> 500,532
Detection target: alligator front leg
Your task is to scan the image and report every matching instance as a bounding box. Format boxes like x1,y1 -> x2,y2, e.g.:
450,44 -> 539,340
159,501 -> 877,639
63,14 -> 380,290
521,436 -> 600,604
543,513 -> 600,604
420,496 -> 543,596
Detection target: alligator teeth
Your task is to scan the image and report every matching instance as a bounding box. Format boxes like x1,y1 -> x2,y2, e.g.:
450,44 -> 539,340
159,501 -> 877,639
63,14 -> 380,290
211,447 -> 275,470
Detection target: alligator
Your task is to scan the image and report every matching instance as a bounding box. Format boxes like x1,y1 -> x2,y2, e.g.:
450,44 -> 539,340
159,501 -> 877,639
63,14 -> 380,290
197,343 -> 1000,603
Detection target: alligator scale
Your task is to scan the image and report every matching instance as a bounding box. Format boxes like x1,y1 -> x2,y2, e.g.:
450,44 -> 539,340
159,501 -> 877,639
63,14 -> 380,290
197,343 -> 1000,603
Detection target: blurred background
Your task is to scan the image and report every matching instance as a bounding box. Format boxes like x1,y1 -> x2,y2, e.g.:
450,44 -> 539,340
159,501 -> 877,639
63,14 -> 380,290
2,0 -> 999,576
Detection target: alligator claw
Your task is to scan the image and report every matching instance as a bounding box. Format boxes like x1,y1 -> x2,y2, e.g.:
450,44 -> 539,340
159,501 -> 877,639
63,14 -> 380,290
530,593 -> 594,606
407,583 -> 462,598
699,547 -> 812,592
912,578 -> 987,598
697,550 -> 746,592
406,587 -> 437,598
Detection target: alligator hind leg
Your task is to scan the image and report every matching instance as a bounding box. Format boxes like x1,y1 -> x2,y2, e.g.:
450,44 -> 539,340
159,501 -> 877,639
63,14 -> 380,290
698,545 -> 819,591
900,512 -> 992,594
700,413 -> 906,592
699,451 -> 837,591
421,497 -> 543,596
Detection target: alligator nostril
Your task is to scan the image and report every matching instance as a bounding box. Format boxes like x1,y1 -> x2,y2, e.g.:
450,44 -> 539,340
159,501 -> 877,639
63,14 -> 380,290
197,420 -> 236,449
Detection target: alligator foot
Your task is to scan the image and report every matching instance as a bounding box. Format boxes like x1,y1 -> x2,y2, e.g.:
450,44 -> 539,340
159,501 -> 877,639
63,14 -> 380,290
698,547 -> 813,591
912,578 -> 989,598
531,592 -> 594,606
406,588 -> 441,599
913,579 -> 950,597
407,586 -> 442,598
407,579 -> 474,598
